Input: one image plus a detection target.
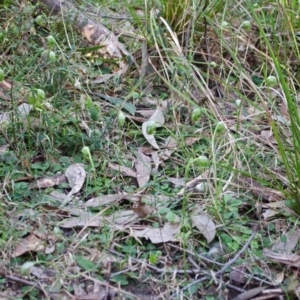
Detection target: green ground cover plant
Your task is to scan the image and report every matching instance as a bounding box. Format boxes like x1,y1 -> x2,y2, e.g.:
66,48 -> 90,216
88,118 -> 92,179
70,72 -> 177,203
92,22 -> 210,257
0,0 -> 300,299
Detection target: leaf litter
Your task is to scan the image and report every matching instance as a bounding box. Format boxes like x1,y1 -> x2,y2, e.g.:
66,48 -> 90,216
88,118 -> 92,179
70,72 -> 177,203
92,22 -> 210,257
141,105 -> 165,149
191,215 -> 216,243
60,163 -> 86,206
3,1 -> 300,299
135,148 -> 152,188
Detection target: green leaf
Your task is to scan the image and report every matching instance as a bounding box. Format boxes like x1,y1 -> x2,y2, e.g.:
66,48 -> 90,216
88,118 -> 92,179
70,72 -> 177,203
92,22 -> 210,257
110,274 -> 129,285
95,93 -> 136,115
252,75 -> 263,86
76,256 -> 95,271
77,45 -> 105,53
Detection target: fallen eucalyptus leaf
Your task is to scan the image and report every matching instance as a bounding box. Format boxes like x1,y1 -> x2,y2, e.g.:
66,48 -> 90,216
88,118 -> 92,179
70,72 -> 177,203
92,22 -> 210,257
135,148 -> 151,188
85,194 -> 124,207
60,164 -> 86,206
12,234 -> 45,258
131,222 -> 180,243
191,215 -> 216,243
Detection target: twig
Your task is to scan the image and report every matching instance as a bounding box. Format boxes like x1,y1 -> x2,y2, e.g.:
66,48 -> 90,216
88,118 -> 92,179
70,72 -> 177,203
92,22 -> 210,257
107,248 -> 203,274
217,226 -> 259,275
169,243 -> 224,266
81,273 -> 141,299
4,274 -> 51,300
225,282 -> 245,293
172,226 -> 259,298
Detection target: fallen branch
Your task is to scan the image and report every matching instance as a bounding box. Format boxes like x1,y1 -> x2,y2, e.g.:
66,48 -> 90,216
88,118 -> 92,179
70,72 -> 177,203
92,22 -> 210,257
2,273 -> 51,300
172,225 -> 260,298
33,0 -> 130,83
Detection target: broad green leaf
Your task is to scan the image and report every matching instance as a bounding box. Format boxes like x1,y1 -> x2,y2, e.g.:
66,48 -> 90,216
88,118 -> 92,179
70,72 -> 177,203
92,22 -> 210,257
76,256 -> 95,271
95,92 -> 136,115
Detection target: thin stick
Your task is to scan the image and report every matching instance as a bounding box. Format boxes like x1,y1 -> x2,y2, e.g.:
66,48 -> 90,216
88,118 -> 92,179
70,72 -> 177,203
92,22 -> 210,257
81,273 -> 141,299
4,274 -> 51,300
173,226 -> 259,298
108,248 -> 203,274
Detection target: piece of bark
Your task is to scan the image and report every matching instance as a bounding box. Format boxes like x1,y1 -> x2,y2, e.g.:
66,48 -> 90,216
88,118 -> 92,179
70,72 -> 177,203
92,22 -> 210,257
34,0 -> 130,81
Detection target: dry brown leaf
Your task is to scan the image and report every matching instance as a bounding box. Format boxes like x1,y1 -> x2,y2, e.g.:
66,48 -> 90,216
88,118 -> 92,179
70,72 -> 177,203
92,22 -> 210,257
262,208 -> 279,220
85,194 -> 124,207
135,148 -> 151,188
47,191 -> 71,202
261,201 -> 294,219
0,79 -> 12,90
30,266 -> 56,280
262,201 -> 286,208
107,210 -> 138,225
65,163 -> 86,193
30,174 -> 67,189
260,129 -> 272,139
151,151 -> 161,171
177,170 -> 210,196
0,144 -> 9,154
263,248 -> 300,267
32,230 -> 55,242
238,176 -> 285,202
45,244 -> 55,254
41,0 -> 129,83
145,98 -> 169,108
127,115 -> 147,123
14,209 -> 37,220
0,112 -> 10,124
280,99 -> 290,121
40,204 -> 75,217
167,177 -> 185,187
230,265 -> 247,284
59,213 -> 104,228
123,194 -> 171,207
164,136 -> 178,149
271,230 -> 300,253
79,120 -> 91,136
191,215 -> 216,243
0,103 -> 33,125
108,162 -> 137,177
60,163 -> 86,206
132,203 -> 155,218
143,195 -> 172,206
274,272 -> 284,284
272,114 -> 289,125
136,109 -> 157,118
78,291 -> 111,300
131,222 -> 180,243
17,103 -> 33,117
185,136 -> 201,146
159,149 -> 173,161
232,286 -> 266,300
12,234 -> 45,258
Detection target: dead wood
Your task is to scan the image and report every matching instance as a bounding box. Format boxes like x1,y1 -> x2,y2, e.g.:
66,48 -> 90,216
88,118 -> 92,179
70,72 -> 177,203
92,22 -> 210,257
33,0 -> 130,82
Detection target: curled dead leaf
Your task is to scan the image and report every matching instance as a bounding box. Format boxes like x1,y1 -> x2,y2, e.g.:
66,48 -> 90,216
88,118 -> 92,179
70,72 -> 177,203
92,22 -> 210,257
130,222 -> 180,243
12,234 -> 45,258
85,194 -> 124,207
30,174 -> 67,189
59,213 -> 104,228
60,163 -> 86,206
107,210 -> 138,225
65,163 -> 86,193
135,148 -> 151,188
191,215 -> 216,243
108,163 -> 137,178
